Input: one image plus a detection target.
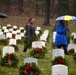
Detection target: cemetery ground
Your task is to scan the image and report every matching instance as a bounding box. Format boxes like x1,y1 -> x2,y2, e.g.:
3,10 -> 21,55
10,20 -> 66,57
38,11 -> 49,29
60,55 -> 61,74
0,17 -> 76,75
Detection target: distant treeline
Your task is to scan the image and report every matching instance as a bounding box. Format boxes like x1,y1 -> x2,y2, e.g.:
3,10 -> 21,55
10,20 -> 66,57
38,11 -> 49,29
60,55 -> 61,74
0,0 -> 76,17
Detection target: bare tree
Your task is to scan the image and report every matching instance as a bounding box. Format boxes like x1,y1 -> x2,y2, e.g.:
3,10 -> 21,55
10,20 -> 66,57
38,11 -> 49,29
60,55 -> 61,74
58,0 -> 69,16
17,0 -> 24,14
44,0 -> 51,25
72,0 -> 76,15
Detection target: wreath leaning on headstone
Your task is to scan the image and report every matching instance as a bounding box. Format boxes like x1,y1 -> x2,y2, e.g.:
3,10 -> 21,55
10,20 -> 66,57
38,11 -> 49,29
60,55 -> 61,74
1,53 -> 19,67
0,39 -> 9,45
30,47 -> 47,59
52,56 -> 68,66
19,63 -> 41,75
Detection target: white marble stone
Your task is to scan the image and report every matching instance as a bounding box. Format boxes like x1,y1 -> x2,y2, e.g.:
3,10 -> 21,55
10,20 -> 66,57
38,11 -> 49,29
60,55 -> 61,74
15,34 -> 21,40
53,31 -> 56,43
52,64 -> 68,75
6,33 -> 12,39
67,43 -> 75,51
0,34 -> 6,39
9,39 -> 16,45
32,41 -> 43,48
36,26 -> 41,31
24,57 -> 38,65
2,46 -> 14,58
52,49 -> 64,60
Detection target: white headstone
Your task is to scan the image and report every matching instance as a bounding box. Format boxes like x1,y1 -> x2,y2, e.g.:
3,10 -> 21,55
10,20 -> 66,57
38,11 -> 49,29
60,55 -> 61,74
7,24 -> 11,27
19,27 -> 24,30
9,28 -> 13,32
15,34 -> 21,40
13,26 -> 17,29
35,30 -> 40,35
20,33 -> 24,37
24,57 -> 38,65
71,32 -> 76,37
4,29 -> 9,33
53,31 -> 56,43
75,45 -> 76,53
52,49 -> 64,60
67,43 -> 75,51
52,65 -> 68,75
36,26 -> 41,31
0,29 -> 2,32
6,33 -> 12,39
32,41 -> 43,48
43,30 -> 49,35
2,46 -> 14,58
9,39 -> 16,45
2,26 -> 7,30
17,30 -> 20,34
0,34 -> 6,39
40,36 -> 47,42
74,33 -> 76,39
12,31 -> 17,34
0,32 -> 3,35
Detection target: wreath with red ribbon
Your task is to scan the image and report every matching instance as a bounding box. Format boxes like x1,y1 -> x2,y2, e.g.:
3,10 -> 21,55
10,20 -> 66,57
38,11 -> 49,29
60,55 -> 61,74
52,56 -> 68,66
68,48 -> 75,55
19,63 -> 41,75
1,53 -> 19,67
30,47 -> 46,58
0,39 -> 9,45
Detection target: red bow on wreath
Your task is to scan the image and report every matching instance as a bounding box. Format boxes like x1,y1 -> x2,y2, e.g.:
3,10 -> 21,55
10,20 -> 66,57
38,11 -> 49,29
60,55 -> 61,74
69,49 -> 74,53
35,47 -> 41,54
11,44 -> 15,47
7,54 -> 12,65
1,40 -> 5,43
56,58 -> 64,64
24,66 -> 34,74
30,40 -> 34,44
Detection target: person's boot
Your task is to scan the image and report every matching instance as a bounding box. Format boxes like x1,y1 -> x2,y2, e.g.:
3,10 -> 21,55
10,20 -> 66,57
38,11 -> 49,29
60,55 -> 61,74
23,47 -> 27,52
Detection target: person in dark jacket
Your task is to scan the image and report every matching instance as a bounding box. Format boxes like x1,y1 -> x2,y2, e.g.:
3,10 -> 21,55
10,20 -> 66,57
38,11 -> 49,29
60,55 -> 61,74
23,18 -> 35,52
55,20 -> 68,55
24,18 -> 35,37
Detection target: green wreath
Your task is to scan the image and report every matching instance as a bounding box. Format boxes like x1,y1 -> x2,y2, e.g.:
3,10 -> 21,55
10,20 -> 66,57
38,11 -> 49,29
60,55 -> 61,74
30,47 -> 47,59
19,63 -> 41,75
0,39 -> 9,45
52,56 -> 68,66
68,48 -> 75,55
1,53 -> 19,67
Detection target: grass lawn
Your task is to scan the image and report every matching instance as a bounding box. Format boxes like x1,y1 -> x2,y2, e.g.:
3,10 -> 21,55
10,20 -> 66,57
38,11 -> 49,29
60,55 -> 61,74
0,21 -> 76,75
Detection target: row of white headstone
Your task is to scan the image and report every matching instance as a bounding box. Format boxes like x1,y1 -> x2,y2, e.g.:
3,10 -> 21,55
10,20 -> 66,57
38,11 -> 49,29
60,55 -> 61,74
52,31 -> 76,75
52,31 -> 69,75
32,29 -> 49,49
40,30 -> 49,42
0,24 -> 25,40
1,26 -> 42,57
52,48 -> 68,75
52,43 -> 76,75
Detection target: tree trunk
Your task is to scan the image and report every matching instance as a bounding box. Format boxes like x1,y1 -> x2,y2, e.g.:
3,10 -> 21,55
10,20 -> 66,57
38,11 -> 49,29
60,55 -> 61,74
35,3 -> 39,16
3,0 -> 11,13
28,0 -> 32,4
58,0 -> 69,16
72,0 -> 76,16
44,0 -> 51,25
17,0 -> 24,14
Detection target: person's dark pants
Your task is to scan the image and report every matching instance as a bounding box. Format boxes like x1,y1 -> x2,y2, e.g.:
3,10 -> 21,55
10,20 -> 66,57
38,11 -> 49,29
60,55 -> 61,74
56,44 -> 68,55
